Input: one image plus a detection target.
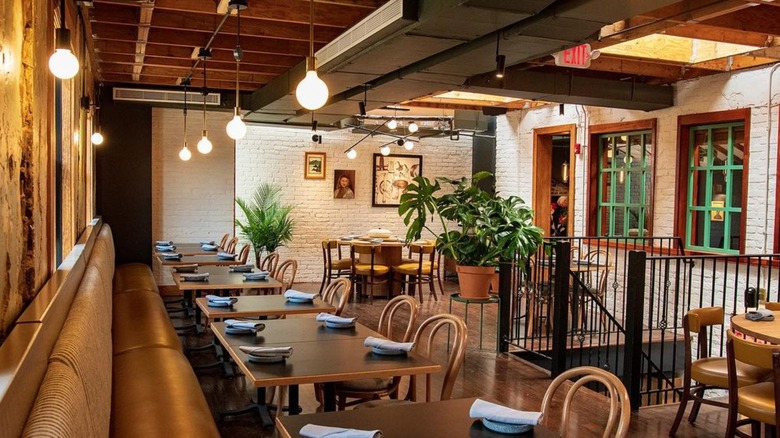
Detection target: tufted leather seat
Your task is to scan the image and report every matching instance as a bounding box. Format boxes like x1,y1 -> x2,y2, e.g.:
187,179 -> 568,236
113,291 -> 182,354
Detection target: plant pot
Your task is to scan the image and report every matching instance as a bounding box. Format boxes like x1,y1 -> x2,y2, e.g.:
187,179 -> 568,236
456,265 -> 495,299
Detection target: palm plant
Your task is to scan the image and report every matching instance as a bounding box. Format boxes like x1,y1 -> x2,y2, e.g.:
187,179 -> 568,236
235,183 -> 294,267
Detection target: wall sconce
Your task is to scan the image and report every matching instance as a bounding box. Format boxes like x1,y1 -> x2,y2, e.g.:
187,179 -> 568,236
562,161 -> 569,183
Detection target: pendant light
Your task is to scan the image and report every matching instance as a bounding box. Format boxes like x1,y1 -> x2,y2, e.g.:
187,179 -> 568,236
495,34 -> 506,79
226,0 -> 248,140
387,108 -> 398,130
197,51 -> 213,154
407,121 -> 419,133
49,0 -> 79,79
179,79 -> 192,161
380,145 -> 391,156
295,0 -> 329,110
91,83 -> 104,145
404,140 -> 414,151
346,148 -> 357,159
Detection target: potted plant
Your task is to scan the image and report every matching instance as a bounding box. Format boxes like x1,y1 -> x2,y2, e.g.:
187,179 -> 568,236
399,172 -> 543,298
235,182 -> 295,268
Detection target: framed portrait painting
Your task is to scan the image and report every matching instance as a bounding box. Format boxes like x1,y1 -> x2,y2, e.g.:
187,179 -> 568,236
372,154 -> 422,207
334,169 -> 356,199
304,152 -> 326,179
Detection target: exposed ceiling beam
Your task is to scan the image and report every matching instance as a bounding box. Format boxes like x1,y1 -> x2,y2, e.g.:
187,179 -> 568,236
700,4 -> 780,35
97,52 -> 290,74
94,40 -> 299,67
100,73 -> 264,91
100,63 -> 276,83
661,23 -> 777,47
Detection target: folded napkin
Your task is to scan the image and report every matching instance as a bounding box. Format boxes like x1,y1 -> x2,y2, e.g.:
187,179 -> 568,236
200,240 -> 215,245
201,244 -> 218,251
316,313 -> 357,324
163,253 -> 183,259
156,245 -> 176,252
225,319 -> 266,331
181,272 -> 209,281
300,424 -> 382,438
239,345 -> 293,358
243,273 -> 268,281
206,294 -> 233,303
155,240 -> 173,246
217,252 -> 236,260
285,290 -> 317,300
746,308 -> 775,321
363,336 -> 414,352
469,399 -> 542,425
230,265 -> 256,273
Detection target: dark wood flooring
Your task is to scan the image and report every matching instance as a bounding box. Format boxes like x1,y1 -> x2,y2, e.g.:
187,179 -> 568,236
172,280 -> 731,437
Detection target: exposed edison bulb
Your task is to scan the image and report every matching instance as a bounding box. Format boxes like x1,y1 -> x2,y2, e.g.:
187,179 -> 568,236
179,143 -> 192,161
346,149 -> 357,159
387,119 -> 397,130
91,132 -> 104,145
380,145 -> 391,156
197,131 -> 213,154
295,69 -> 329,110
73,132 -> 79,143
407,122 -> 419,133
49,48 -> 79,79
404,140 -> 414,151
226,113 -> 247,140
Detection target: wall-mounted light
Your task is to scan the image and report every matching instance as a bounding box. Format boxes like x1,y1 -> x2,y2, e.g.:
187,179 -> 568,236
295,0 -> 329,110
562,161 -> 569,183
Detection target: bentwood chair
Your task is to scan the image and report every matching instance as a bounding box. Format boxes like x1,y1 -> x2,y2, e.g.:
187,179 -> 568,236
358,314 -> 467,408
392,244 -> 438,304
237,244 -> 251,264
350,244 -> 390,303
259,252 -> 280,278
335,296 -> 421,409
320,239 -> 352,294
274,259 -> 298,293
321,278 -> 352,316
726,330 -> 780,438
225,236 -> 239,254
669,307 -> 771,436
541,366 -> 631,438
218,233 -> 230,250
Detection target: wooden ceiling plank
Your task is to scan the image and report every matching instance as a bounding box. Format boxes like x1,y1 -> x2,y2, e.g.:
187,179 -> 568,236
700,5 -> 780,35
661,23 -> 776,47
692,54 -> 779,70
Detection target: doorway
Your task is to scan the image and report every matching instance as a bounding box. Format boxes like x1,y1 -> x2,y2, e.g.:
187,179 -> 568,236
533,125 -> 576,237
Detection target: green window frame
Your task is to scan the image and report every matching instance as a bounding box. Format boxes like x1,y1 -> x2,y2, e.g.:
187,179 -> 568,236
597,130 -> 652,237
685,122 -> 745,254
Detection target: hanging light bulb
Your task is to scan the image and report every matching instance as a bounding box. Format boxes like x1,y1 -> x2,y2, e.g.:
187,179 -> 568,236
197,132 -> 213,154
226,0 -> 247,140
346,149 -> 357,159
408,121 -> 419,133
226,111 -> 247,140
179,142 -> 192,161
50,0 -> 79,79
91,132 -> 104,145
180,78 -> 192,161
387,119 -> 397,130
380,145 -> 391,156
562,161 -> 569,183
404,140 -> 414,151
198,58 -> 212,154
91,83 -> 105,145
295,0 -> 329,110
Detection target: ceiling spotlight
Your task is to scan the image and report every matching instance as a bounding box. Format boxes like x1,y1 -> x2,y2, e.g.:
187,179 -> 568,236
380,145 -> 391,156
396,139 -> 404,146
404,140 -> 414,151
408,122 -> 419,133
495,54 -> 506,79
387,119 -> 397,130
346,149 -> 357,159
358,101 -> 366,116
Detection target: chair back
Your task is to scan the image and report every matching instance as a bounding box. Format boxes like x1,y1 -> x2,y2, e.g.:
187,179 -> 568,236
237,244 -> 251,264
726,330 -> 780,428
219,233 -> 230,249
321,239 -> 343,268
377,296 -> 420,342
408,314 -> 467,402
765,302 -> 780,311
540,366 -> 631,438
350,244 -> 383,270
585,249 -> 611,297
727,330 -> 777,369
683,307 -> 723,360
322,278 -> 352,316
259,252 -> 280,277
275,259 -> 298,292
225,236 -> 239,254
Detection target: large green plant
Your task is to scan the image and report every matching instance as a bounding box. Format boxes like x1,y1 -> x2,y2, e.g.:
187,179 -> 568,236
399,172 -> 543,267
235,183 -> 294,264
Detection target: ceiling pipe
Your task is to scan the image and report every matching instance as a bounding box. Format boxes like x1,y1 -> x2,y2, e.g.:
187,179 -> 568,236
182,8 -> 233,85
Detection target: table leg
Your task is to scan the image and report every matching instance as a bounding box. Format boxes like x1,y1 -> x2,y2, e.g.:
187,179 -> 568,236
288,385 -> 300,415
219,387 -> 274,428
323,382 -> 337,412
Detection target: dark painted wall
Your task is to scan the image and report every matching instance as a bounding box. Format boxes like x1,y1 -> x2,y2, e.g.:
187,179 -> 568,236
472,116 -> 497,194
95,91 -> 152,265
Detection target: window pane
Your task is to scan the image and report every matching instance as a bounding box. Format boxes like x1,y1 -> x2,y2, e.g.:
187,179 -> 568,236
693,130 -> 708,167
709,212 -> 725,249
732,126 -> 745,166
692,170 -> 707,206
613,207 -> 625,235
731,169 -> 743,206
690,210 -> 706,248
728,212 -> 742,251
600,172 -> 612,203
615,171 -> 626,203
599,206 -> 611,235
712,128 -> 729,167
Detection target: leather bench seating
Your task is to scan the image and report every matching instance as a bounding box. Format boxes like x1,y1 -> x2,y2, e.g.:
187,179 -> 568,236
0,218 -> 219,438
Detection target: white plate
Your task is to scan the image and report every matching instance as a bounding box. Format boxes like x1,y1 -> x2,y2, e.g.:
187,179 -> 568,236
371,346 -> 407,356
225,327 -> 256,335
247,354 -> 286,364
287,297 -> 313,304
481,419 -> 533,434
325,321 -> 355,329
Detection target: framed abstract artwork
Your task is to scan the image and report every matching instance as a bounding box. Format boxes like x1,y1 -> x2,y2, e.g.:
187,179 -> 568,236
372,154 -> 422,207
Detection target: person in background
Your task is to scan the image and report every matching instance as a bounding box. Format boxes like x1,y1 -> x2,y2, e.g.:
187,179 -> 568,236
334,174 -> 355,199
551,195 -> 568,236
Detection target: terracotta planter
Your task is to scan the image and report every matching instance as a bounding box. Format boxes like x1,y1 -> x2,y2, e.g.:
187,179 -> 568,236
456,265 -> 495,299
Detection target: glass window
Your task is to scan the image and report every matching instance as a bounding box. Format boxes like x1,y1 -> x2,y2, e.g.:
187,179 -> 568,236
685,122 -> 744,254
597,130 -> 653,237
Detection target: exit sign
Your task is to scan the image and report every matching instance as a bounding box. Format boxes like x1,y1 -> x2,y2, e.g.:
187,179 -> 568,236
552,44 -> 597,69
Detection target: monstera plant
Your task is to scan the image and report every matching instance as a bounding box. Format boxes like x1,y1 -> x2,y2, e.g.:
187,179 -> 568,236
235,182 -> 294,267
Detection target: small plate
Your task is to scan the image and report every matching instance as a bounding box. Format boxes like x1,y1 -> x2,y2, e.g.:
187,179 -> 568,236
371,346 -> 407,356
325,320 -> 355,329
247,354 -> 286,364
226,327 -> 257,335
287,297 -> 313,304
481,419 -> 533,435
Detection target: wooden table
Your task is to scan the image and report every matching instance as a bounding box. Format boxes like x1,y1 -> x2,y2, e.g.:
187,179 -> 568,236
212,319 -> 440,425
158,254 -> 243,266
338,238 -> 405,266
276,397 -> 558,438
196,295 -> 334,320
731,311 -> 780,344
154,242 -> 221,256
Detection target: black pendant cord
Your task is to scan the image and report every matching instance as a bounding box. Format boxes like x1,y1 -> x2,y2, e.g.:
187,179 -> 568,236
309,0 -> 314,59
235,7 -> 241,110
202,62 -> 207,130
183,84 -> 188,140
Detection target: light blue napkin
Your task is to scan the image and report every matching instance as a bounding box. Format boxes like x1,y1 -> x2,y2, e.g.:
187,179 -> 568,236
363,336 -> 414,352
469,399 -> 541,425
316,313 -> 356,324
300,424 -> 382,438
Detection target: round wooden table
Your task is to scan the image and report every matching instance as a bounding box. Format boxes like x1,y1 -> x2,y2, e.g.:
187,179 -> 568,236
731,311 -> 780,344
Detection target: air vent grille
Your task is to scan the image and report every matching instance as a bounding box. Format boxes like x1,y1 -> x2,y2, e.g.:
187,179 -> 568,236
112,88 -> 221,106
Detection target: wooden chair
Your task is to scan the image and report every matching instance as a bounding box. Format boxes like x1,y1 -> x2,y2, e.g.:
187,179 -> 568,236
320,239 -> 351,294
350,244 -> 390,303
579,249 -> 612,330
225,236 -> 239,254
764,302 -> 780,311
669,307 -> 771,436
274,259 -> 298,292
392,243 -> 438,304
403,240 -> 445,298
335,296 -> 421,409
321,278 -> 352,316
218,233 -> 230,249
237,244 -> 250,264
540,366 -> 631,438
259,252 -> 280,277
725,330 -> 780,438
358,314 -> 467,408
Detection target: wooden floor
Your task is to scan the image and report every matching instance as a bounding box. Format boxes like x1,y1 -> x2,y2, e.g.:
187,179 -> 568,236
173,280 -> 731,437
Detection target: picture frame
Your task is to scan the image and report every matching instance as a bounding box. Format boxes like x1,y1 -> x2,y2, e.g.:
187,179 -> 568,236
304,152 -> 326,179
334,169 -> 356,199
372,153 -> 422,207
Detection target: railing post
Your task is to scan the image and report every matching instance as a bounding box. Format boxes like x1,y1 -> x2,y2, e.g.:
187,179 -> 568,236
551,241 -> 571,377
623,250 -> 647,411
497,260 -> 512,353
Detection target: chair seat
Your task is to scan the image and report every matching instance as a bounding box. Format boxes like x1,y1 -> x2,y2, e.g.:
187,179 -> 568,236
335,378 -> 393,392
402,258 -> 439,269
331,259 -> 352,270
355,399 -> 415,409
738,381 -> 777,425
353,264 -> 390,275
392,262 -> 433,276
691,357 -> 770,388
